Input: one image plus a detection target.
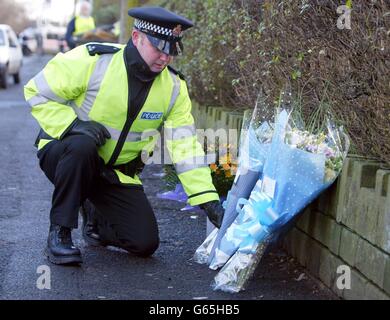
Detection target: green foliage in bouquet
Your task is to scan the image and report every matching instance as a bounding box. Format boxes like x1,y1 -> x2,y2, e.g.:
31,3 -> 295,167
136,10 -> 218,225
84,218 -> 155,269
209,151 -> 237,197
162,164 -> 180,191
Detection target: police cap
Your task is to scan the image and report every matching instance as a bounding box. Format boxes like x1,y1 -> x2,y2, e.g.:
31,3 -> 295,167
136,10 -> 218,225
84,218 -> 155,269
128,6 -> 194,56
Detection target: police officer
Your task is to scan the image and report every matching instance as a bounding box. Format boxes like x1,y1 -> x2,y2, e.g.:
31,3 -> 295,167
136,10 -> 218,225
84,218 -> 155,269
65,0 -> 96,50
25,6 -> 224,265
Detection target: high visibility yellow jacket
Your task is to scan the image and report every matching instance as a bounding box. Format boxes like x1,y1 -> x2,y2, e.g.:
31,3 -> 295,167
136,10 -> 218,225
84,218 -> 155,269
73,15 -> 96,36
24,43 -> 219,206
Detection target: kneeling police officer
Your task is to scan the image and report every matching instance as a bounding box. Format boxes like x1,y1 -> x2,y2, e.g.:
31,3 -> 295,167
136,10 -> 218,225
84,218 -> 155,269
24,6 -> 224,265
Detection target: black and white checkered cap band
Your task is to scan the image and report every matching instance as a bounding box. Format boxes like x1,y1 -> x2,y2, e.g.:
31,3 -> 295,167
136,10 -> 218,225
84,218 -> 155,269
134,19 -> 183,39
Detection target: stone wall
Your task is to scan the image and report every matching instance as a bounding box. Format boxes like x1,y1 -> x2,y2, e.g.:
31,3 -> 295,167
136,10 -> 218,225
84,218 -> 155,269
283,157 -> 390,299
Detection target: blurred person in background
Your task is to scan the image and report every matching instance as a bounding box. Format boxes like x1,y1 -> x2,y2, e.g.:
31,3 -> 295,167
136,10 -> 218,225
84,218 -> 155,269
65,0 -> 95,49
34,29 -> 43,55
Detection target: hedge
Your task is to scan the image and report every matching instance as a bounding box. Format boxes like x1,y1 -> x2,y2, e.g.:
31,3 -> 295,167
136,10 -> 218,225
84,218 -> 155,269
158,0 -> 389,165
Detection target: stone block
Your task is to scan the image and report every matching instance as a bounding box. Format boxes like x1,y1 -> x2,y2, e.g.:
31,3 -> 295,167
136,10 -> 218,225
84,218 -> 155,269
314,183 -> 339,219
295,207 -> 312,234
354,238 -> 387,288
336,159 -> 382,230
356,190 -> 379,244
327,179 -> 342,219
304,210 -> 341,255
285,227 -> 324,277
376,174 -> 390,254
383,257 -> 390,295
291,228 -> 309,267
282,230 -> 293,253
364,281 -> 390,300
318,248 -> 345,298
342,269 -> 368,300
284,227 -> 315,268
282,228 -> 297,258
304,235 -> 323,277
339,227 -> 360,266
335,157 -> 355,223
345,163 -> 374,233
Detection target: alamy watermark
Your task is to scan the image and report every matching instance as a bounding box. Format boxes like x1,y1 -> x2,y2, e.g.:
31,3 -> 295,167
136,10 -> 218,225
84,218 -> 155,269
139,127 -> 243,169
336,265 -> 351,290
36,265 -> 51,290
337,5 -> 352,30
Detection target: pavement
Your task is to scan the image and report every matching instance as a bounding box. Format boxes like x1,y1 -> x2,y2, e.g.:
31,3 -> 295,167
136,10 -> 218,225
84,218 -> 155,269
0,53 -> 337,300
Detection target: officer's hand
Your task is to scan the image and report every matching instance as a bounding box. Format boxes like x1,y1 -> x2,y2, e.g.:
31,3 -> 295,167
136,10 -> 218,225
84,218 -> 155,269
199,200 -> 224,229
68,119 -> 111,146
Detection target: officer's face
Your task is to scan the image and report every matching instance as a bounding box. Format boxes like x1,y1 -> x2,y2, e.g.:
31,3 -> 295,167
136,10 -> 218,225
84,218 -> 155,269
132,31 -> 173,73
79,3 -> 91,17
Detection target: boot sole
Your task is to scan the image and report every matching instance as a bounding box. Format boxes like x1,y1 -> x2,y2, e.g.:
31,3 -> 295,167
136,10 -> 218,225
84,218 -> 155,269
83,233 -> 104,247
81,210 -> 103,247
45,248 -> 83,265
82,226 -> 104,247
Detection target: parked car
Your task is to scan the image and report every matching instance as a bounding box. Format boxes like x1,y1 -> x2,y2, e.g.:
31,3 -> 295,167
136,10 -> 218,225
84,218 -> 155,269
0,24 -> 23,89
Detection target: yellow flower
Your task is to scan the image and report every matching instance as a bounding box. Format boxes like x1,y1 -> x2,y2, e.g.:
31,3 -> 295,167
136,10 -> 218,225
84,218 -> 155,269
222,163 -> 231,171
225,170 -> 232,178
210,163 -> 218,172
219,154 -> 228,164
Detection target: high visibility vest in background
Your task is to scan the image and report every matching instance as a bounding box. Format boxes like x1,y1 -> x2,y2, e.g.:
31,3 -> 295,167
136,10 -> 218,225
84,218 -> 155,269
73,15 -> 96,36
113,21 -> 120,37
24,44 -> 219,206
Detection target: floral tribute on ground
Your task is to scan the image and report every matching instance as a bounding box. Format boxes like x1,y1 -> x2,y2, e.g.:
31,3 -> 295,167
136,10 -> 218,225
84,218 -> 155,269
194,91 -> 350,293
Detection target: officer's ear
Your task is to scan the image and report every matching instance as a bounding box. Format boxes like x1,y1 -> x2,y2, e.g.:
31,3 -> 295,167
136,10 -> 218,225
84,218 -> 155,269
132,29 -> 144,48
131,29 -> 138,47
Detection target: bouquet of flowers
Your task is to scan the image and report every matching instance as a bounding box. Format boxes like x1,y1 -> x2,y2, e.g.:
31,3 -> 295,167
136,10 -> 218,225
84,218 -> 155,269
209,144 -> 238,197
209,107 -> 350,292
194,96 -> 274,265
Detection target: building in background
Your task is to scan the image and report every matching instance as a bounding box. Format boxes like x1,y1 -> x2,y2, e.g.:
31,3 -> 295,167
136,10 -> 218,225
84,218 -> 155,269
16,0 -> 76,53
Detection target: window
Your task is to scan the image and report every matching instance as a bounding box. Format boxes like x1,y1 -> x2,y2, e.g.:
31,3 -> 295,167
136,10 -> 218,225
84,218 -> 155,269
0,30 -> 5,46
47,33 -> 59,40
7,29 -> 17,47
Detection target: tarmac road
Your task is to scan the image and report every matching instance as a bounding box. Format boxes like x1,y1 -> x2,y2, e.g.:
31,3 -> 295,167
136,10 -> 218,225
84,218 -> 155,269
0,53 -> 336,300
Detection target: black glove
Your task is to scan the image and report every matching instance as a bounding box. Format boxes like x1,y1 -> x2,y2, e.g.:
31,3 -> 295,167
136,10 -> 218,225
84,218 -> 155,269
67,119 -> 111,146
199,200 -> 224,228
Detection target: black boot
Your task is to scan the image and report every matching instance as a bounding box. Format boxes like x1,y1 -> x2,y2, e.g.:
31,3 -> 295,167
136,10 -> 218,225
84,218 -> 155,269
46,224 -> 82,265
80,200 -> 103,246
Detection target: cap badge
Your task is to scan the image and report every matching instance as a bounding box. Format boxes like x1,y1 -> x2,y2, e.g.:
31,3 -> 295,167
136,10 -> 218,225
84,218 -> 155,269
172,24 -> 182,37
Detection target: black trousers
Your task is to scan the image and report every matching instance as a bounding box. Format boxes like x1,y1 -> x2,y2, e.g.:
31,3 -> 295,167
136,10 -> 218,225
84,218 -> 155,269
37,134 -> 159,256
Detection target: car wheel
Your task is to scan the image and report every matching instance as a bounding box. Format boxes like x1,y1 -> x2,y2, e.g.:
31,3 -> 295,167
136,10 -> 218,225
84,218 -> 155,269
13,72 -> 20,84
0,69 -> 8,89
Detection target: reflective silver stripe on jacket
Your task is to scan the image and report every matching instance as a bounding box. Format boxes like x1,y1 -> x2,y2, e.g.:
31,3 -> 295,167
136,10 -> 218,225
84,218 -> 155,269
157,70 -> 181,133
104,128 -> 159,143
70,53 -> 114,120
29,70 -> 68,106
27,94 -> 49,107
167,71 -> 181,116
107,129 -> 149,142
174,154 -> 216,175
